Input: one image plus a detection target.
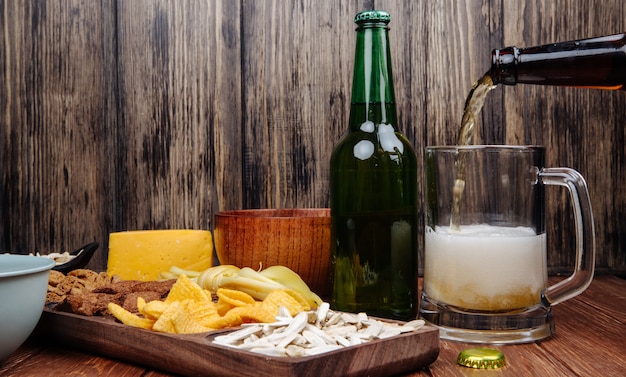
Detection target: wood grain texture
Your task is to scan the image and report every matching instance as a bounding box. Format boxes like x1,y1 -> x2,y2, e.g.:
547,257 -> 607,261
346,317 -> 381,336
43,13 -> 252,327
240,0 -> 359,209
0,0 -> 118,270
412,276 -> 626,376
498,0 -> 626,274
31,310 -> 440,377
6,276 -> 626,376
115,0 -> 241,232
2,338 -> 158,377
1,0 -> 625,274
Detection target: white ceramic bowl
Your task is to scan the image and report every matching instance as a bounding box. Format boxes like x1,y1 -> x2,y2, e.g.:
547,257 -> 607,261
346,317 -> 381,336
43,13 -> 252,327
0,254 -> 55,360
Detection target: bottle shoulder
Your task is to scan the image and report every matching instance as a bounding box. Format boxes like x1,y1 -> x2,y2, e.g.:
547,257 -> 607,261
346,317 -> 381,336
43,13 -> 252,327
332,129 -> 417,151
331,128 -> 417,168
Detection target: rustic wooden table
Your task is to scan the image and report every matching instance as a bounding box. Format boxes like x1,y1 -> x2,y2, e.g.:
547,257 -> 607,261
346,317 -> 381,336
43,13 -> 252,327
2,276 -> 625,376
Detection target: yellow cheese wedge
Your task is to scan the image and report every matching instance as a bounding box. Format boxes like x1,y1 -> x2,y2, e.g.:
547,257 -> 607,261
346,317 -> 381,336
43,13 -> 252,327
107,230 -> 213,281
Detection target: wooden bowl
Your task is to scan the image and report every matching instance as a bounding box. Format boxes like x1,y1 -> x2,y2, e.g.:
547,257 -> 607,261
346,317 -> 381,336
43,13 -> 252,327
214,208 -> 331,298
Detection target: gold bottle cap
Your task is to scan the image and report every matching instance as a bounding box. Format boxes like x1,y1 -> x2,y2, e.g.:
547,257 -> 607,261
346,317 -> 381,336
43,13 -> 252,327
457,348 -> 506,369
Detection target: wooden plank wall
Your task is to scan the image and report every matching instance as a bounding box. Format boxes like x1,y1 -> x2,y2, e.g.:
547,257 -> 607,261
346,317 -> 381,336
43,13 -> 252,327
1,0 -> 625,275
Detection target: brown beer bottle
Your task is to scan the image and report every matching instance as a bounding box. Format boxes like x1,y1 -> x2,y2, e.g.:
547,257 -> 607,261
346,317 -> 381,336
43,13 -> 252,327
490,33 -> 626,90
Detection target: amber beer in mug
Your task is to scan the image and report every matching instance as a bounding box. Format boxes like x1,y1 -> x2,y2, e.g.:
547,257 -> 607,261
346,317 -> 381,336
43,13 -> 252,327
420,145 -> 595,344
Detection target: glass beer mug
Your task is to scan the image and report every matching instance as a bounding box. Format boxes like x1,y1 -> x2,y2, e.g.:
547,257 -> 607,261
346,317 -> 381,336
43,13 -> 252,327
419,145 -> 595,344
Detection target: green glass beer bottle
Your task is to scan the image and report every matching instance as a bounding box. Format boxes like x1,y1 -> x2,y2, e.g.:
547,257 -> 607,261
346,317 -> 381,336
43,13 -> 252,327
329,10 -> 418,321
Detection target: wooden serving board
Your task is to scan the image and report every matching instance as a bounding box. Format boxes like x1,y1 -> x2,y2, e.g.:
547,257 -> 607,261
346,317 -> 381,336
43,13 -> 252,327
35,309 -> 439,377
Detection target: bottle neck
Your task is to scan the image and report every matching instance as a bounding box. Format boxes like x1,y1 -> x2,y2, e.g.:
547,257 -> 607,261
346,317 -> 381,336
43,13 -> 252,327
349,23 -> 398,130
490,33 -> 626,90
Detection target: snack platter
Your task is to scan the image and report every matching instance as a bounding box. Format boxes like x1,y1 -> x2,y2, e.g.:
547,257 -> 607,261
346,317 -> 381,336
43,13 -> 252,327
35,308 -> 440,377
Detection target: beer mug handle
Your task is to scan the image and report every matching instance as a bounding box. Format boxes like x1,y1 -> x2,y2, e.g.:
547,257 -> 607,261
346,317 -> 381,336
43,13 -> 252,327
538,168 -> 596,306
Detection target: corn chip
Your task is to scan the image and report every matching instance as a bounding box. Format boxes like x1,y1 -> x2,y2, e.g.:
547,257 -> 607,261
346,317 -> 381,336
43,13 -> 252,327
165,274 -> 211,304
152,301 -> 181,333
110,273 -> 314,335
172,307 -> 213,334
261,289 -> 309,316
217,288 -> 256,307
229,303 -> 275,323
139,299 -> 170,321
108,302 -> 155,330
